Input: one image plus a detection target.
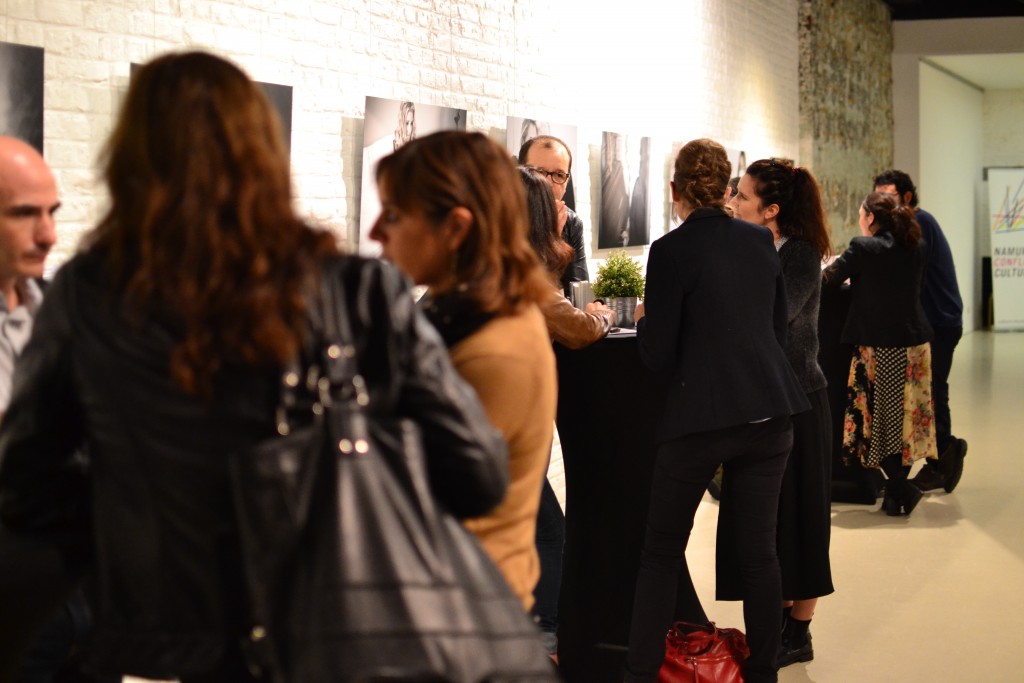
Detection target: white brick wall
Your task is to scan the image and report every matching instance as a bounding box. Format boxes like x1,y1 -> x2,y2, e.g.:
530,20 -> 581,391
1,0 -> 800,272
984,89 -> 1024,168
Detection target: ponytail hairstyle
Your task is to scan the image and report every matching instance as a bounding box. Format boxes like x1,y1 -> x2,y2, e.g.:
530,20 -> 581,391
746,158 -> 832,259
672,138 -> 731,211
862,191 -> 921,248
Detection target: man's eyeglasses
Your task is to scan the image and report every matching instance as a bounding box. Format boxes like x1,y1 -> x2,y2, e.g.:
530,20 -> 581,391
526,166 -> 570,185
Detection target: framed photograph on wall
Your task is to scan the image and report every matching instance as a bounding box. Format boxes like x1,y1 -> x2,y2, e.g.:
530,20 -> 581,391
259,82 -> 293,150
130,62 -> 293,150
358,96 -> 467,256
599,131 -> 651,249
0,41 -> 44,153
506,116 -> 579,212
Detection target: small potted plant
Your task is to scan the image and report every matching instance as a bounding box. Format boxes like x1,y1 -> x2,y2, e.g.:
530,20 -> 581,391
591,250 -> 645,328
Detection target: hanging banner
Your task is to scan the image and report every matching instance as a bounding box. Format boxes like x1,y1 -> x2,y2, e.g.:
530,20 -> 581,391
989,168 -> 1024,331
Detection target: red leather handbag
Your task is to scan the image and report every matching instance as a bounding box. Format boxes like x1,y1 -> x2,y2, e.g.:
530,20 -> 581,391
657,621 -> 750,683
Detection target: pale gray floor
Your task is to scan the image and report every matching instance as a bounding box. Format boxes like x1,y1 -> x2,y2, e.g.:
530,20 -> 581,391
127,330 -> 1022,683
622,329 -> 1023,683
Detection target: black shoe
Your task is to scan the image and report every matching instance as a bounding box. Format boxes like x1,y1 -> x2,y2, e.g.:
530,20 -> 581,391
941,438 -> 968,493
911,463 -> 946,492
707,466 -> 723,500
881,489 -> 902,516
777,632 -> 814,668
902,482 -> 923,516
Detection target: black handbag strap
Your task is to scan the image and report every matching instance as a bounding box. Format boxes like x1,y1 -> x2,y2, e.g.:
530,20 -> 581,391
314,259 -> 368,409
270,258 -> 364,437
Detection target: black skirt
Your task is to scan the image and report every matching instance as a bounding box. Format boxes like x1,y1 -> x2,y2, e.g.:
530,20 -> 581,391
716,388 -> 834,601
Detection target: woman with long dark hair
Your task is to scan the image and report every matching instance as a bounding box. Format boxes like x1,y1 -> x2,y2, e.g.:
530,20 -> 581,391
0,51 -> 507,682
371,131 -> 558,610
518,166 -> 612,660
727,158 -> 834,667
624,139 -> 808,683
823,192 -> 936,517
520,166 -> 614,349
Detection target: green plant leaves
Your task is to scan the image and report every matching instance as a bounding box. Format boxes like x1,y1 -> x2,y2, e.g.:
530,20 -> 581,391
591,250 -> 645,298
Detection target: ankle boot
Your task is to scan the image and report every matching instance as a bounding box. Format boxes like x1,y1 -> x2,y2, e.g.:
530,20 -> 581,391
902,481 -> 923,516
777,616 -> 813,667
881,488 -> 902,516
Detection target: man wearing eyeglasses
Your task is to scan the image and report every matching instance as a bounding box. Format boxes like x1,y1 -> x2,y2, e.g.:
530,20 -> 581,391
519,135 -> 589,296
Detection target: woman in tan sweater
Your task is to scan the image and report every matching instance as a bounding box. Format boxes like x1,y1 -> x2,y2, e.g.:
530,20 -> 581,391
370,131 -> 557,610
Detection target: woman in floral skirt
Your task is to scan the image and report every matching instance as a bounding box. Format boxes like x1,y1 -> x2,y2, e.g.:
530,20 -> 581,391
823,192 -> 937,516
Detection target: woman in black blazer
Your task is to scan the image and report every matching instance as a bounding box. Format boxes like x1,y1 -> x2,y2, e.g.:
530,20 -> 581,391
623,139 -> 808,683
823,192 -> 937,516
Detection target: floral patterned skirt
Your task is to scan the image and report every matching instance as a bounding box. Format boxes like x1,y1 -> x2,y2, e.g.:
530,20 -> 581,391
843,343 -> 937,468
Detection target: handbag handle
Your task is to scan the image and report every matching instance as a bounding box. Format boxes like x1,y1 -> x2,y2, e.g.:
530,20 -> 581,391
269,259 -> 366,437
313,259 -> 369,409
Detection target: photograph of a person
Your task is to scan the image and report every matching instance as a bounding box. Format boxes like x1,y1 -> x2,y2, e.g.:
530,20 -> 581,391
0,41 -> 44,153
359,96 -> 466,256
506,116 -> 579,211
599,131 -> 651,249
724,147 -> 747,203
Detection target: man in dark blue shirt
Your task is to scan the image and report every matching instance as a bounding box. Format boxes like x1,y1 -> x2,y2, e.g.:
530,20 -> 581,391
874,170 -> 967,493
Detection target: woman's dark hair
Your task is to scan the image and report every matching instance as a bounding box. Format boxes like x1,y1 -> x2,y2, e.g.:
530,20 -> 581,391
862,191 -> 921,248
518,166 -> 573,281
86,51 -> 339,395
376,131 -> 550,314
746,158 -> 832,259
672,138 -> 730,210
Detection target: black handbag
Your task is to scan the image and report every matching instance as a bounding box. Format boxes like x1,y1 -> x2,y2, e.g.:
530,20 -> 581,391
229,261 -> 557,683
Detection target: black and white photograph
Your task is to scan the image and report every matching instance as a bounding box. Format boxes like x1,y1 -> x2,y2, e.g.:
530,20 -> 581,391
359,96 -> 466,256
0,41 -> 44,153
730,148 -> 747,181
598,131 -> 650,249
130,62 -> 293,150
259,81 -> 293,150
505,116 -> 579,211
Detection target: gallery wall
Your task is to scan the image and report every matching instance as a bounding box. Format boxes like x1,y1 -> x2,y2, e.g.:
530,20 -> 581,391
918,62 -> 983,331
983,90 -> 1024,168
892,16 -> 1024,331
1,0 -> 801,274
981,88 -> 1024,262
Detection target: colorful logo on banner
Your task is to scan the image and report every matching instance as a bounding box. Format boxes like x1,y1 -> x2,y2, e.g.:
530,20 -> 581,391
989,169 -> 1024,330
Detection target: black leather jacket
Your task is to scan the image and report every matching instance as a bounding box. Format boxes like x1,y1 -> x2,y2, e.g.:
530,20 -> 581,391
0,253 -> 508,678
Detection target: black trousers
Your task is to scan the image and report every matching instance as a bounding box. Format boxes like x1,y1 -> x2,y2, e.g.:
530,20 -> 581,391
624,417 -> 793,683
930,325 -> 962,454
531,478 -> 564,649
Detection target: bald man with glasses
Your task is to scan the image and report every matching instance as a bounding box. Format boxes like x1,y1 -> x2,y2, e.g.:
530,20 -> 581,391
519,135 -> 589,296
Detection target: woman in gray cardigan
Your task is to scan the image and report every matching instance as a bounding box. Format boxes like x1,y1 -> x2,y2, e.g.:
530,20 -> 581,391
727,159 -> 834,669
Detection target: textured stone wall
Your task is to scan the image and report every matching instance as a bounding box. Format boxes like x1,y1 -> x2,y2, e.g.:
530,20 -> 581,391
799,0 -> 893,249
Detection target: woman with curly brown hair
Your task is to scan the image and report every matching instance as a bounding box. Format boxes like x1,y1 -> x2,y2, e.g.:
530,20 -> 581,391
0,52 -> 508,682
624,139 -> 808,683
823,192 -> 936,517
371,131 -> 558,610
